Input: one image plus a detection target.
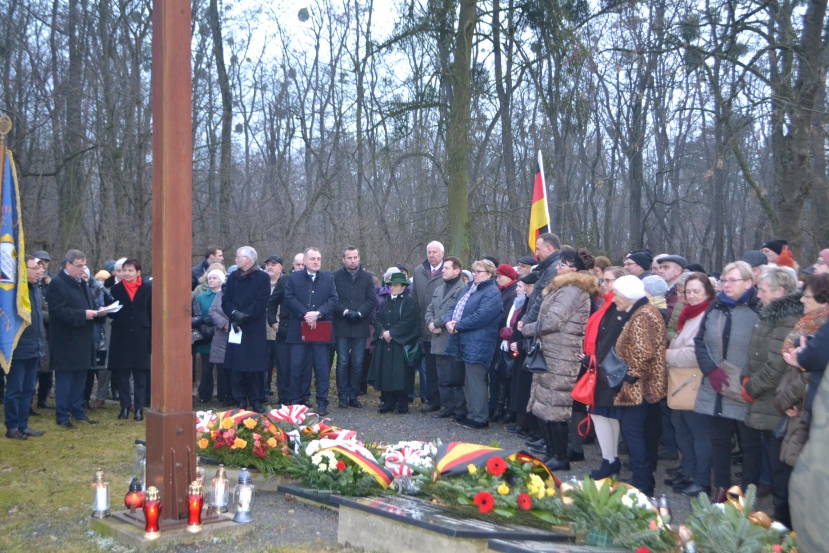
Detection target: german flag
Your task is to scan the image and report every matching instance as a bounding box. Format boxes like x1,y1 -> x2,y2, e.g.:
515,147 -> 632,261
528,150 -> 551,253
330,445 -> 394,489
433,442 -> 557,482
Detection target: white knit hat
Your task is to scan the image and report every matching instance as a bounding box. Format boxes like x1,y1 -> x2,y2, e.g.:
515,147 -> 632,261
614,274 -> 646,300
207,269 -> 226,284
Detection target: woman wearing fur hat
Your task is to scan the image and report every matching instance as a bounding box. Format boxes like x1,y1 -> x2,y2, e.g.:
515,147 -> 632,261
521,248 -> 597,471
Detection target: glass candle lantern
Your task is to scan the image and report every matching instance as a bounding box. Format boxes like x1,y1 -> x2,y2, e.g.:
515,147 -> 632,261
124,477 -> 146,513
142,486 -> 162,539
658,494 -> 672,525
187,481 -> 205,533
133,440 -> 146,490
195,457 -> 206,485
232,468 -> 255,523
209,464 -> 230,513
91,469 -> 111,518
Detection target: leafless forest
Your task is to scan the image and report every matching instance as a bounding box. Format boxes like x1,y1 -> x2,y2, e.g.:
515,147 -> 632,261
2,0 -> 827,273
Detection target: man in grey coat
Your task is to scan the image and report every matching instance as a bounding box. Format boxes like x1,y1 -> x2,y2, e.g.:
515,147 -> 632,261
411,240 -> 446,412
424,257 -> 467,420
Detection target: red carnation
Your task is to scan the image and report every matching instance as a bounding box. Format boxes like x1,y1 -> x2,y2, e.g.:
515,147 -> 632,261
253,447 -> 267,459
336,460 -> 346,471
517,492 -> 532,511
486,456 -> 507,476
473,491 -> 495,514
635,548 -> 651,553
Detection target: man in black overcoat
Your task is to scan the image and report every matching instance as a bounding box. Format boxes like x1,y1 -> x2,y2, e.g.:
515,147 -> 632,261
284,247 -> 338,415
332,246 -> 376,409
221,246 -> 271,412
46,250 -> 103,427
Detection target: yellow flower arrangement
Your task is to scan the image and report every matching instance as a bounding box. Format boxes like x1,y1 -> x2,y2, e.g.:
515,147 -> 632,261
267,437 -> 277,448
231,438 -> 248,450
198,438 -> 209,449
467,464 -> 477,475
497,483 -> 510,495
243,418 -> 257,430
221,417 -> 234,429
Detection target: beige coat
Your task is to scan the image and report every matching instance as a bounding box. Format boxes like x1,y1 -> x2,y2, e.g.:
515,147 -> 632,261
666,312 -> 704,368
522,271 -> 597,422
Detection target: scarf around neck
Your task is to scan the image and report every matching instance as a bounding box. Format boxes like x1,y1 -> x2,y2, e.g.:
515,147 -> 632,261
584,291 -> 614,356
677,300 -> 712,331
123,276 -> 142,301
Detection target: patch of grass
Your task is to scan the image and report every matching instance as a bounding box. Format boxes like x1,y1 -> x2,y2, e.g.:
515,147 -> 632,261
0,404 -> 139,552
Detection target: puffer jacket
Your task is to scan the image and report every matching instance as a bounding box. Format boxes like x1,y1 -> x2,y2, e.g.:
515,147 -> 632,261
614,301 -> 667,406
693,290 -> 761,420
444,278 -> 502,366
522,271 -> 597,422
744,292 -> 803,430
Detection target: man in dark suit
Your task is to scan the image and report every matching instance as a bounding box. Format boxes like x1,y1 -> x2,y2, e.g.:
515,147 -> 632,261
221,246 -> 271,413
332,246 -> 376,409
285,247 -> 338,415
46,250 -> 103,428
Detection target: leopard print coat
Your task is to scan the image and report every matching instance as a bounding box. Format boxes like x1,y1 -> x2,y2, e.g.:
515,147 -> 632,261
614,302 -> 667,406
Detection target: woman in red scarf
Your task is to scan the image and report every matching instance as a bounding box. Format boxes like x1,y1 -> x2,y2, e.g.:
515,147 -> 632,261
664,272 -> 714,497
108,258 -> 152,421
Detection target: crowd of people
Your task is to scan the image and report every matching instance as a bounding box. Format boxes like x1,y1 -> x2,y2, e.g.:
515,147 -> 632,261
5,237 -> 829,528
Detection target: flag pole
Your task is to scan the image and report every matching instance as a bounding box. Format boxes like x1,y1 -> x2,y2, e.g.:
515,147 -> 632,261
0,115 -> 10,207
537,150 -> 551,230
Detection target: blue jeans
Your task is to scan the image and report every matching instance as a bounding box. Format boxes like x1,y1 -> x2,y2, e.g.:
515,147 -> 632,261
288,343 -> 331,409
55,371 -> 87,423
336,337 -> 365,401
4,357 -> 39,431
671,408 -> 712,487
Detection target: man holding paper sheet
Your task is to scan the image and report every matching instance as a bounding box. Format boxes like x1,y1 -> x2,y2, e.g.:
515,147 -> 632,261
285,247 -> 338,415
221,246 -> 270,413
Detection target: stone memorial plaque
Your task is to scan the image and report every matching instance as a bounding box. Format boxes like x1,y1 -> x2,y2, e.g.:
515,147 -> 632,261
332,495 -> 572,541
487,538 -> 631,553
278,482 -> 339,509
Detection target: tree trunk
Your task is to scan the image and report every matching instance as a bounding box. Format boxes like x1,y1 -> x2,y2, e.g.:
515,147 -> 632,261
446,0 -> 476,261
208,0 -> 233,238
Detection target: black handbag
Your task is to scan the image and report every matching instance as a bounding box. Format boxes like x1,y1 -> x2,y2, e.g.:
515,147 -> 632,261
522,325 -> 548,374
403,342 -> 423,366
599,347 -> 629,388
191,328 -> 205,345
199,321 -> 215,341
497,350 -> 516,379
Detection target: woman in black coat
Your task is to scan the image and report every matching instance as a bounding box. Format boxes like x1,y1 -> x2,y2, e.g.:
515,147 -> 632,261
108,258 -> 152,421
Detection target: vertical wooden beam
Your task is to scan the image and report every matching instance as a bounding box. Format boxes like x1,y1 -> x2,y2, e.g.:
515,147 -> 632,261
146,0 -> 194,521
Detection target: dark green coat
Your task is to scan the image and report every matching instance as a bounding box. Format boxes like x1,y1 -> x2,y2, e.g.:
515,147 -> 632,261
745,292 -> 803,430
367,295 -> 419,392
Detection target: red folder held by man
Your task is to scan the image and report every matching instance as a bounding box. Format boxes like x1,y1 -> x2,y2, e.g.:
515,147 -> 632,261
301,320 -> 332,342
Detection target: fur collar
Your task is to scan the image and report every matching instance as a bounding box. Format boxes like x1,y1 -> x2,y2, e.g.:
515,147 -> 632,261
759,291 -> 804,324
542,271 -> 599,297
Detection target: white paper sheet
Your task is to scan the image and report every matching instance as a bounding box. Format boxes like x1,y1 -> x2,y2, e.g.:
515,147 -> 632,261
228,325 -> 242,344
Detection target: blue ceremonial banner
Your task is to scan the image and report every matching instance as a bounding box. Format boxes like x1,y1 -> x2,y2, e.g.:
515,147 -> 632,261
0,147 -> 31,373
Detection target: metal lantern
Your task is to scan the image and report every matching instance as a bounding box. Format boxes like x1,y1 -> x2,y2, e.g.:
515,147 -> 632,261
133,439 -> 146,490
142,486 -> 162,539
124,477 -> 146,513
208,464 -> 230,513
232,467 -> 255,523
186,480 -> 205,533
91,469 -> 111,519
195,457 -> 206,485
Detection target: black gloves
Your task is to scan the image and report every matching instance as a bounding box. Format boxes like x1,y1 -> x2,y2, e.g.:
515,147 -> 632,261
231,310 -> 249,332
346,311 -> 362,322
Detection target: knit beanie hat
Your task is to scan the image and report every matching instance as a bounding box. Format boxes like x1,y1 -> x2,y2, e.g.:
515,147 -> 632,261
383,267 -> 403,283
614,274 -> 646,300
762,240 -> 788,255
775,250 -> 795,269
95,270 -> 111,281
642,275 -> 668,298
207,269 -> 226,283
626,249 -> 653,271
520,272 -> 540,285
496,263 -> 517,280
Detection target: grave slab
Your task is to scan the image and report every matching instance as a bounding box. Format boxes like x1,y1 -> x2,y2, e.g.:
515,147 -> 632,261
334,495 -> 572,553
277,482 -> 339,510
487,538 -> 631,553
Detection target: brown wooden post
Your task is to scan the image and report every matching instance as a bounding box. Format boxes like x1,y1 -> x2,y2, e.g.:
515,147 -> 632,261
146,0 -> 195,521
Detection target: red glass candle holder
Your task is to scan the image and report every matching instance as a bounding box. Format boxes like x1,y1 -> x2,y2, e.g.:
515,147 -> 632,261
187,481 -> 204,533
124,478 -> 145,513
142,486 -> 162,539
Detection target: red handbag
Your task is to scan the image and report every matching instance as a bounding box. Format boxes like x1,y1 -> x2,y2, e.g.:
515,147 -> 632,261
571,357 -> 597,437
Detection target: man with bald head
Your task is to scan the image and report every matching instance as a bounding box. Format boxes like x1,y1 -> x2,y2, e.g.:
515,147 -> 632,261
412,241 -> 446,412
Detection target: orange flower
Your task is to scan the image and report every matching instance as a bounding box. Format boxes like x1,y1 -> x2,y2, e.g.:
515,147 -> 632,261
221,417 -> 234,429
243,418 -> 257,430
231,438 -> 248,450
198,438 -> 209,449
207,421 -> 215,430
266,438 -> 277,448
